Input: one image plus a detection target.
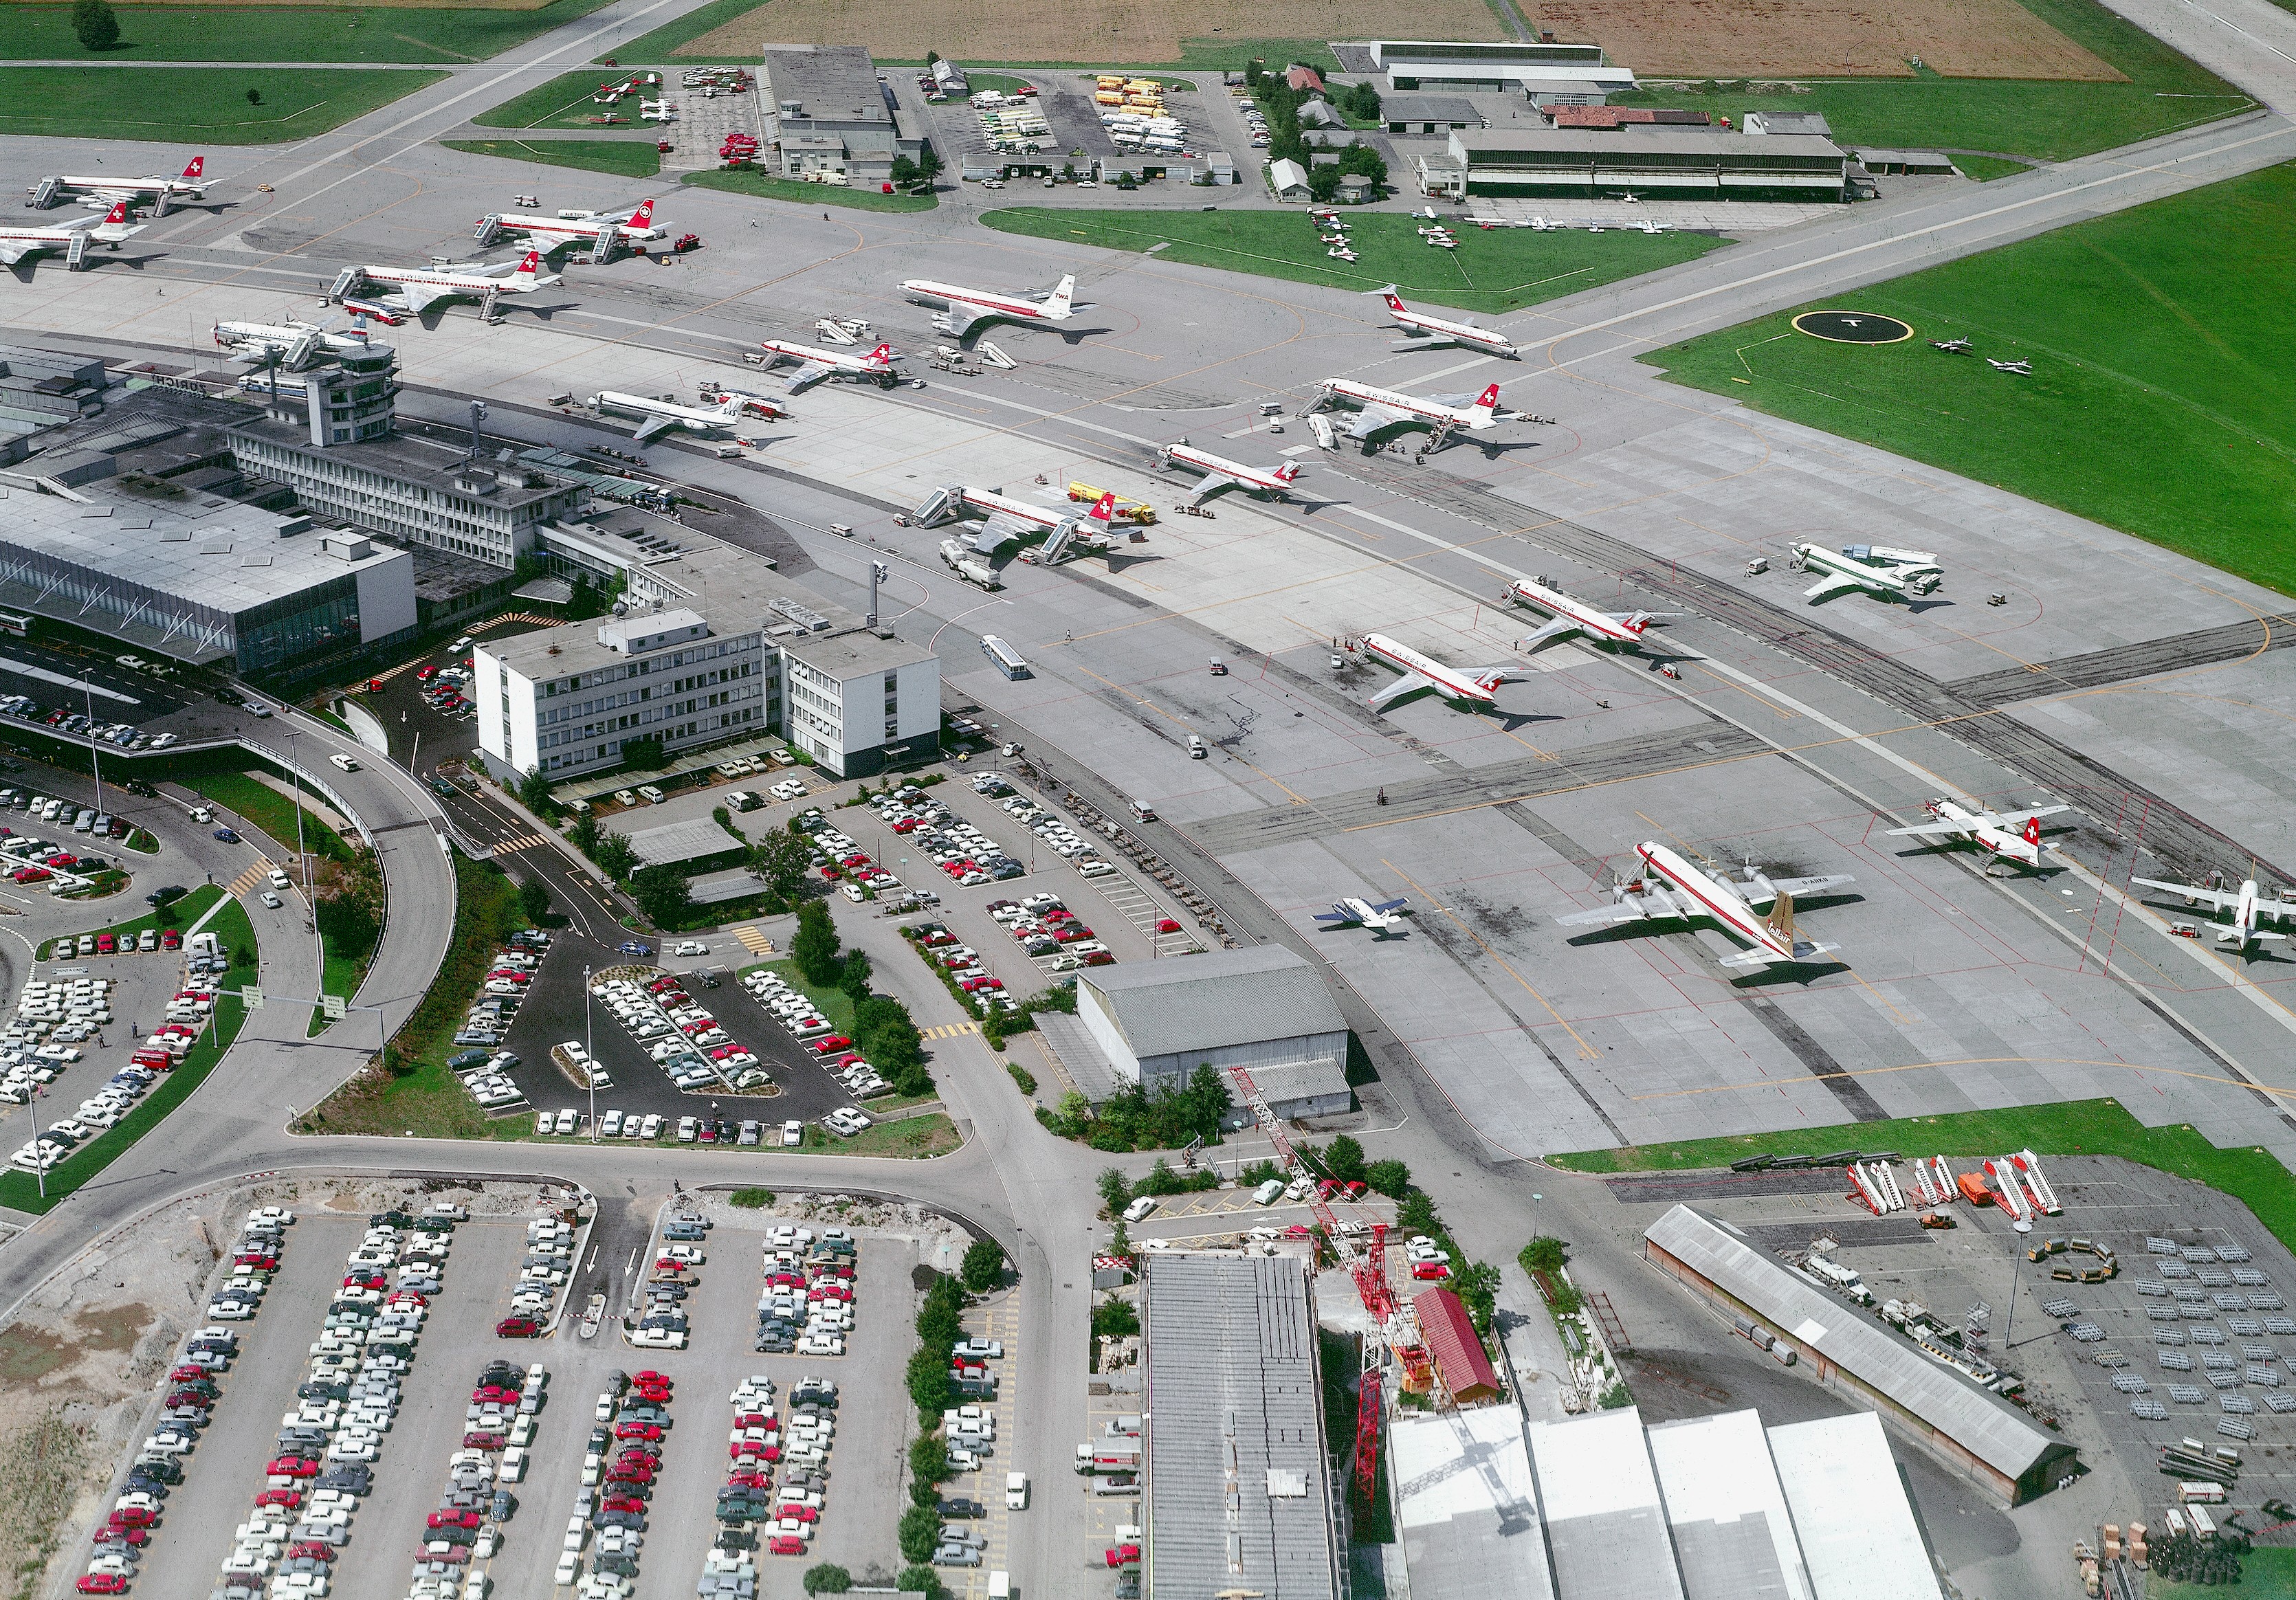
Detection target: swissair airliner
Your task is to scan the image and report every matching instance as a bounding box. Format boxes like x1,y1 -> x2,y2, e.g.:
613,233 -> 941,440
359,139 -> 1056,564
483,197 -> 667,257
39,156 -> 209,210
345,251 -> 557,317
1370,287 -> 1518,357
901,274 -> 1084,337
1156,439 -> 1303,506
0,202 -> 142,267
1355,632 -> 1527,713
1503,577 -> 1681,654
1310,379 -> 1503,448
1887,797 -> 2067,872
758,338 -> 898,392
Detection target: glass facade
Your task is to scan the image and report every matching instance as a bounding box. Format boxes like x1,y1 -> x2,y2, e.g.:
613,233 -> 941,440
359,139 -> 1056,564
236,574 -> 362,673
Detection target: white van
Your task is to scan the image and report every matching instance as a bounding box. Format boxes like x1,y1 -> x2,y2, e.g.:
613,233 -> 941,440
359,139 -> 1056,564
1127,799 -> 1156,822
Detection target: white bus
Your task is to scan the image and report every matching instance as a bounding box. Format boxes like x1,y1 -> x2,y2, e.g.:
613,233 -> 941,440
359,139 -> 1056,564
0,613 -> 30,638
981,636 -> 1030,680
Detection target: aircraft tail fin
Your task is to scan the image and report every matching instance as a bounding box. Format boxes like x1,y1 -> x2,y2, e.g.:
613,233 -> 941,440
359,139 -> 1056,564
102,201 -> 129,225
2022,815 -> 2042,847
868,342 -> 893,364
1045,274 -> 1077,317
1470,382 -> 1501,416
183,156 -> 203,180
512,249 -> 541,280
1273,462 -> 1302,483
630,197 -> 654,227
1088,491 -> 1116,524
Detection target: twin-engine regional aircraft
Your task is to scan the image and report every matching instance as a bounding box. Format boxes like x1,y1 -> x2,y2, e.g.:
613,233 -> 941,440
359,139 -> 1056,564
2129,873 -> 2296,952
1887,797 -> 2067,871
1314,896 -> 1411,933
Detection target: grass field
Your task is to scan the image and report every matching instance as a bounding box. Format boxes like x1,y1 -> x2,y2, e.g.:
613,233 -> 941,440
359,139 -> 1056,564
1608,0 -> 2249,162
1644,160 -> 2296,597
1952,153 -> 2033,181
683,168 -> 936,211
983,207 -> 1723,315
1550,1100 -> 2296,1257
444,137 -> 660,179
37,884 -> 222,960
470,66 -> 656,128
197,771 -> 353,862
0,0 -> 617,63
2152,1548 -> 2296,1597
0,65 -> 442,142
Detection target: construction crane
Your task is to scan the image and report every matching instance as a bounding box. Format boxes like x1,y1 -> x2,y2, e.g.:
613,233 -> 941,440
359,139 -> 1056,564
1226,1064 -> 1434,1509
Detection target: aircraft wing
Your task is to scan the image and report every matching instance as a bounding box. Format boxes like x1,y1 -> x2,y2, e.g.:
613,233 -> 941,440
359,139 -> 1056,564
632,412 -> 679,444
2131,876 -> 2241,913
1885,819 -> 1968,840
1980,803 -> 2071,828
397,282 -> 448,315
1311,908 -> 1358,924
1802,572 -> 1868,601
964,513 -> 1037,553
1516,618 -> 1578,652
1424,392 -> 1473,409
1184,471 -> 1240,507
1367,898 -> 1408,914
1367,671 -> 1435,710
0,244 -> 35,266
1556,900 -> 1648,929
1764,874 -> 1856,900
782,361 -> 835,395
940,306 -> 983,338
1343,403 -> 1411,439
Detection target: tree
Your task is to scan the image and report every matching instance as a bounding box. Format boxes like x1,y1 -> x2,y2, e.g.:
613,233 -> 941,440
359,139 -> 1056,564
518,876 -> 552,926
1245,58 -> 1264,86
801,1565 -> 852,1596
593,832 -> 637,882
1346,81 -> 1382,121
1338,140 -> 1389,188
1180,1064 -> 1232,1139
517,768 -> 553,812
315,893 -> 379,962
1096,1166 -> 1131,1216
925,48 -> 940,65
919,144 -> 942,178
569,810 -> 599,854
792,900 -> 841,983
1454,1259 -> 1501,1333
960,1237 -> 1006,1293
905,1345 -> 952,1421
1398,1191 -> 1438,1236
1091,1296 -> 1138,1339
895,1568 -> 947,1600
245,87 -> 262,104
898,1502 -> 940,1564
630,864 -> 690,926
1365,1159 -> 1411,1199
747,828 -> 814,907
1521,1236 -> 1567,1274
889,154 -> 920,189
839,948 -> 873,1001
1325,1134 -> 1367,1186
621,736 -> 664,773
1306,162 -> 1343,203
71,0 -> 119,49
907,1431 -> 951,1487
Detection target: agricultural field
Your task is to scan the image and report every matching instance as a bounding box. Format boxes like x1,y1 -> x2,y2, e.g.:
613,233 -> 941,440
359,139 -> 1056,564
982,207 -> 1723,315
1529,0 -> 2119,79
1642,160 -> 2296,597
0,65 -> 443,142
443,137 -> 660,177
1602,0 -> 2250,162
0,0 -> 617,63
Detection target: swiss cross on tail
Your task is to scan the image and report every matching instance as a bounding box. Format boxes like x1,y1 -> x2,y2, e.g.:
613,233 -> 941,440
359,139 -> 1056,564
2024,815 -> 2042,846
514,250 -> 541,276
1088,492 -> 1117,522
103,202 -> 129,225
1273,463 -> 1301,482
1383,291 -> 1407,314
1472,383 -> 1500,412
868,342 -> 892,364
181,157 -> 203,179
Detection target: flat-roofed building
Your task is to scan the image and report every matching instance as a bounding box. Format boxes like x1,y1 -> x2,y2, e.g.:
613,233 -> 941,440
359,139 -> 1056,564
1646,1409 -> 1813,1600
1072,946 -> 1349,1116
1382,93 -> 1488,134
1366,40 -> 1635,102
1392,1408 -> 1552,1600
1526,1407 -> 1683,1600
762,45 -> 925,190
1444,126 -> 1848,201
1140,1253 -> 1340,1599
1766,1412 -> 1945,1600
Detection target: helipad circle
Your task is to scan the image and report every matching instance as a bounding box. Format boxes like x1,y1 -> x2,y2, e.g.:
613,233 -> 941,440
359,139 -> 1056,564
1791,310 -> 1914,344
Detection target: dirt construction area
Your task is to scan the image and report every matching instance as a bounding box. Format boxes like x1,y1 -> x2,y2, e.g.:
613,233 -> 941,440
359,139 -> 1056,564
1530,0 -> 2124,78
675,0 -> 1503,63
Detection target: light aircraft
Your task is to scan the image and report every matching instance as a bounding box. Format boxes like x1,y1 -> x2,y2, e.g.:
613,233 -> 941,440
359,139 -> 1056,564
1558,842 -> 1854,970
212,318 -> 372,370
345,250 -> 557,317
1354,632 -> 1526,712
585,390 -> 749,443
1930,337 -> 1973,354
2128,873 -> 2296,951
1307,379 -> 1503,449
915,485 -> 1116,553
1886,797 -> 2068,871
40,156 -> 208,210
1788,542 -> 1942,603
901,274 -> 1083,338
481,197 -> 667,257
755,338 -> 898,392
1371,287 -> 1517,357
0,202 -> 142,267
1156,439 -> 1303,505
1503,577 -> 1679,652
1989,357 -> 2032,375
1313,896 -> 1410,933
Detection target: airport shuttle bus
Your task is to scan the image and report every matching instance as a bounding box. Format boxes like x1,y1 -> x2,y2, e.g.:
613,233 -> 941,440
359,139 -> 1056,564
982,636 -> 1031,680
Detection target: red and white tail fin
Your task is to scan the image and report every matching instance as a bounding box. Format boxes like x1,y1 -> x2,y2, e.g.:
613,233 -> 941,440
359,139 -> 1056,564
182,157 -> 203,180
867,342 -> 892,364
1382,289 -> 1406,314
630,198 -> 654,226
1088,492 -> 1116,523
2023,815 -> 2042,846
1273,463 -> 1302,483
1470,382 -> 1501,414
102,201 -> 129,225
1624,612 -> 1651,635
513,249 -> 541,278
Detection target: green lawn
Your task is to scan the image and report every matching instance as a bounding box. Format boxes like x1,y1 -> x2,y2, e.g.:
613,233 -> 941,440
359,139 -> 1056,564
470,67 -> 662,129
195,772 -> 353,863
38,884 -> 223,959
1952,154 -> 2032,181
1643,160 -> 2296,597
0,0 -> 617,64
1606,0 -> 2247,164
0,65 -> 444,143
982,206 -> 1722,315
443,138 -> 661,179
681,169 -> 936,211
1551,1100 -> 2296,1260
309,928 -> 369,1038
0,970 -> 247,1214
591,0 -> 757,63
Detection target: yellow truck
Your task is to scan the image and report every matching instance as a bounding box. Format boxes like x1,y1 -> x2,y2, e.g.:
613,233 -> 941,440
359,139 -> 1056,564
1066,482 -> 1158,524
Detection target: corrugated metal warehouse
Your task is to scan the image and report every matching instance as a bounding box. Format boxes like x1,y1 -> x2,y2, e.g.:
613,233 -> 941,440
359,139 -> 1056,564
1525,1407 -> 1686,1600
1644,1205 -> 2079,1502
1646,1408 -> 1813,1600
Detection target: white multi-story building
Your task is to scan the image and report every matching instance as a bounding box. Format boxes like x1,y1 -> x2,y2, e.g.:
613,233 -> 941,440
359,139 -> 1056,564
780,631 -> 942,773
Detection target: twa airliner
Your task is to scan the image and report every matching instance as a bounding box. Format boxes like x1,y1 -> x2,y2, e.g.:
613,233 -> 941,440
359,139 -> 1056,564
1156,439 -> 1303,506
1558,842 -> 1855,970
901,274 -> 1084,337
1371,287 -> 1517,357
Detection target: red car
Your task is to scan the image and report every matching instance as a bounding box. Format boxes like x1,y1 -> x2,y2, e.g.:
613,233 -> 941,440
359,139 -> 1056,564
1082,952 -> 1115,967
343,1272 -> 384,1289
162,929 -> 181,949
632,1381 -> 671,1403
726,1470 -> 770,1489
768,1536 -> 806,1557
106,1509 -> 156,1529
633,1371 -> 671,1387
602,1495 -> 647,1514
1410,1261 -> 1451,1280
163,1391 -> 212,1412
807,1036 -> 851,1054
472,1385 -> 516,1404
287,1542 -> 334,1562
616,1422 -> 663,1442
606,1469 -> 654,1487
254,1487 -> 303,1510
265,1456 -> 320,1478
495,1317 -> 542,1338
168,1364 -> 208,1384
778,1504 -> 819,1524
90,1530 -> 148,1550
428,1510 -> 482,1531
1055,926 -> 1092,943
77,1576 -> 128,1595
463,1432 -> 507,1450
1156,918 -> 1181,934
809,1284 -> 852,1303
1106,1544 -> 1143,1568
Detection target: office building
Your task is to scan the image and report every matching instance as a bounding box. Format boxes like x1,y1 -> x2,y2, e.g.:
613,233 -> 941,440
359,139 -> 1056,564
1432,126 -> 1849,201
762,45 -> 925,190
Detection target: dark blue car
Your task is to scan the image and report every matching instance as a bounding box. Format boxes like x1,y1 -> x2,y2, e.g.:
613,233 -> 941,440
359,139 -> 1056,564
214,827 -> 239,842
617,941 -> 653,957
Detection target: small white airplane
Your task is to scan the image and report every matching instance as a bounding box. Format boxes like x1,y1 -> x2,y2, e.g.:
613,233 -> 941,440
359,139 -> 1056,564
0,201 -> 142,267
1887,797 -> 2067,871
1156,439 -> 1302,505
482,196 -> 667,257
40,155 -> 208,210
901,273 -> 1084,338
346,250 -> 557,317
586,390 -> 749,444
1313,896 -> 1410,933
1370,287 -> 1516,358
1989,357 -> 2033,375
756,337 -> 898,393
1310,379 -> 1503,449
2128,873 -> 2296,951
1355,632 -> 1526,713
212,318 -> 371,370
1788,542 -> 1942,603
1503,577 -> 1680,654
1930,337 -> 1974,355
1558,842 -> 1854,970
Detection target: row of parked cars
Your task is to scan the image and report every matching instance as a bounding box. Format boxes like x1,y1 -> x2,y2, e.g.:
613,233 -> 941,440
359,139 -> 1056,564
720,1370 -> 837,1566
755,1222 -> 857,1358
909,923 -> 1027,1019
0,969 -> 109,1115
496,1210 -> 576,1338
413,1356 -> 540,1600
0,696 -> 179,751
565,1368 -> 674,1599
989,891 -> 1116,971
594,968 -> 769,1093
451,930 -> 552,1050
632,1208 -> 700,1350
736,967 -> 888,1101
994,792 -> 1100,862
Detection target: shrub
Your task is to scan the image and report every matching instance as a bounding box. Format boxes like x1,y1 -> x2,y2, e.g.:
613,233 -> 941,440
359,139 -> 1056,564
518,876 -> 552,925
898,1502 -> 940,1564
960,1237 -> 1006,1293
1454,1260 -> 1501,1333
907,1432 -> 952,1485
1096,1166 -> 1131,1214
906,1346 -> 953,1422
802,1565 -> 852,1595
729,1188 -> 775,1208
1092,1296 -> 1139,1339
71,0 -> 118,49
1365,1159 -> 1411,1198
1521,1236 -> 1567,1274
1006,1062 -> 1037,1096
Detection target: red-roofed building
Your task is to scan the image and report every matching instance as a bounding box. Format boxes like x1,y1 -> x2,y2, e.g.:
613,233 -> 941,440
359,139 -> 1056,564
1412,1287 -> 1501,1404
1286,65 -> 1325,95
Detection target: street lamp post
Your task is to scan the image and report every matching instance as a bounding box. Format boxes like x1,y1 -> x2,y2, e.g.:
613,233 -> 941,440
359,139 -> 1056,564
584,964 -> 597,1142
81,674 -> 104,814
281,729 -> 322,984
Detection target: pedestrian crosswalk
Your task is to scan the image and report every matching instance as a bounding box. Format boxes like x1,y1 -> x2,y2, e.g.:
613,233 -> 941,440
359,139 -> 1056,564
923,1021 -> 980,1041
493,832 -> 552,854
224,863 -> 271,897
731,924 -> 775,956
